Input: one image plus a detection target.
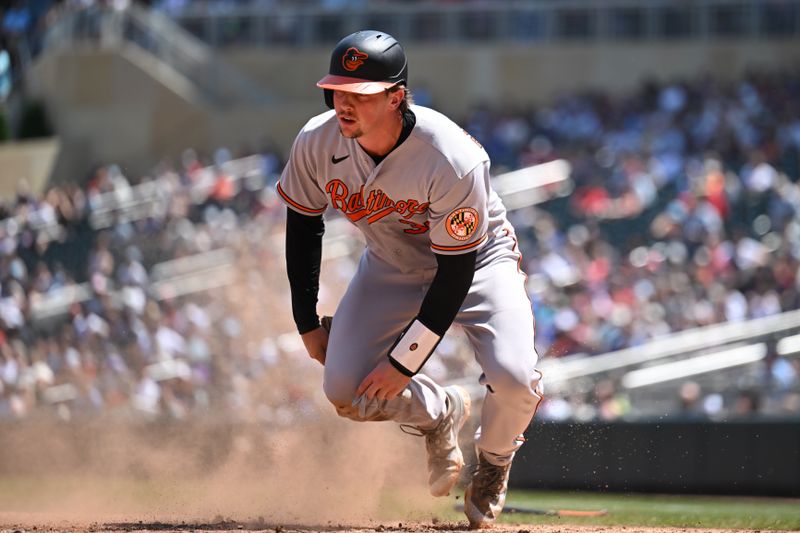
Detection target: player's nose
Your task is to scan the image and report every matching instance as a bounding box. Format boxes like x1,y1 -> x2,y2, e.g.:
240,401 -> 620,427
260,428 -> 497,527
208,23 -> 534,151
333,90 -> 355,109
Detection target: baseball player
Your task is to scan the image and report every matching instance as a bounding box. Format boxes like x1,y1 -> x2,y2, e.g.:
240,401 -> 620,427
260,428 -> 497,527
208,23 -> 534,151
278,30 -> 543,528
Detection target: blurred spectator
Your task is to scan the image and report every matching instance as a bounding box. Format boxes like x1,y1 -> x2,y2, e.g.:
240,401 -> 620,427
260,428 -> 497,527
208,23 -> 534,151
1,0 -> 32,70
676,381 -> 707,420
732,388 -> 762,418
594,379 -> 631,421
0,46 -> 11,101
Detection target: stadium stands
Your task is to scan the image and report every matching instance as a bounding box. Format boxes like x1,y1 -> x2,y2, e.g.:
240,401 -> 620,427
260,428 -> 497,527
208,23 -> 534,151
1,1 -> 798,424
2,68 -> 799,422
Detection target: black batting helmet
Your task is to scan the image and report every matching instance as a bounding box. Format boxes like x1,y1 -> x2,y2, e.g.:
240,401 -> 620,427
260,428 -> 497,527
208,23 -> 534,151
317,30 -> 408,109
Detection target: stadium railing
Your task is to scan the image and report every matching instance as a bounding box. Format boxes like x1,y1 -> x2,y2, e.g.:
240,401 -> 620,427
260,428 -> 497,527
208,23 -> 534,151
165,0 -> 800,48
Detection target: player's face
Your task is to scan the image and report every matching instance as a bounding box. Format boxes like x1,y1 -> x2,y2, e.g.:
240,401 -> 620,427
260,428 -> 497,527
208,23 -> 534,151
333,90 -> 395,139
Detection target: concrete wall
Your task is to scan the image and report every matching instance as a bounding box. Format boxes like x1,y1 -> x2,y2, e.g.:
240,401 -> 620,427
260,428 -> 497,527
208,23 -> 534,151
224,38 -> 800,117
20,38 -> 800,187
24,46 -> 309,184
26,46 -> 207,182
0,137 -> 60,197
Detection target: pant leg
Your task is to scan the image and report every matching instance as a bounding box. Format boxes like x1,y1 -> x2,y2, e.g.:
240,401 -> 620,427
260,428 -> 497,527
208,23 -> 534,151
323,251 -> 448,429
457,257 -> 543,465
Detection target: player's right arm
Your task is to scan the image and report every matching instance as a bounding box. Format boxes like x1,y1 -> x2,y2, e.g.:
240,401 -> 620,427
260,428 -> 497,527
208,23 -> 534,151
286,209 -> 327,365
278,124 -> 330,365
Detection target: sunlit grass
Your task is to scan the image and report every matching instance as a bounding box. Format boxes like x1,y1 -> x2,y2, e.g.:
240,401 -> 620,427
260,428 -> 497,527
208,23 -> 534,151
435,490 -> 800,530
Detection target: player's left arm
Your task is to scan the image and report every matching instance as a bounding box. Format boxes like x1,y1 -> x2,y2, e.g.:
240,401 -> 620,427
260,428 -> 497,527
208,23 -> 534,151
356,250 -> 476,400
357,161 -> 489,400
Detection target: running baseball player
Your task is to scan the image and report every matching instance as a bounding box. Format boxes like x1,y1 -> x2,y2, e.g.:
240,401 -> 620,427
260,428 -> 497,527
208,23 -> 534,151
278,30 -> 543,528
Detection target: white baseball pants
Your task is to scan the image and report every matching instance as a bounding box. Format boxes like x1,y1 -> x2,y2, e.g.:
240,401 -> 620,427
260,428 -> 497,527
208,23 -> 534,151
323,246 -> 543,464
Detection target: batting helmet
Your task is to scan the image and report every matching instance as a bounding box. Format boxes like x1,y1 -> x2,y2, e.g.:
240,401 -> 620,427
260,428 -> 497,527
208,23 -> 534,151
317,30 -> 408,109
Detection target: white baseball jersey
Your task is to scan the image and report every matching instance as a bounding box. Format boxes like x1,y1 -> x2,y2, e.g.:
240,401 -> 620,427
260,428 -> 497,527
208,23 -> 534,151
278,105 -> 519,272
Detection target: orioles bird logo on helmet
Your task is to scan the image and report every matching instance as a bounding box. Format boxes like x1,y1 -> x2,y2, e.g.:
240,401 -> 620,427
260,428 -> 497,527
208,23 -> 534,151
342,47 -> 369,72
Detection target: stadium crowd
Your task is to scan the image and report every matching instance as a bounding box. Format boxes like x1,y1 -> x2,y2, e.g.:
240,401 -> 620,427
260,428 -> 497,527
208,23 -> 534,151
485,71 -> 800,358
1,70 -> 800,423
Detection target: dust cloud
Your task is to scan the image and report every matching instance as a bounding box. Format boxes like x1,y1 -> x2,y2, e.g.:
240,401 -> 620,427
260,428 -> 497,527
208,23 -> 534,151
0,414 -> 447,526
0,227 -> 453,528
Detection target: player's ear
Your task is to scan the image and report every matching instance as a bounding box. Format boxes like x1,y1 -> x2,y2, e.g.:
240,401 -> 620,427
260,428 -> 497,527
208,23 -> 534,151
387,87 -> 404,110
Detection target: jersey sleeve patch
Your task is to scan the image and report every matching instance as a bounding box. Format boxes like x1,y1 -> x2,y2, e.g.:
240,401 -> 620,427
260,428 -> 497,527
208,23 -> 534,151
445,207 -> 480,241
277,182 -> 327,214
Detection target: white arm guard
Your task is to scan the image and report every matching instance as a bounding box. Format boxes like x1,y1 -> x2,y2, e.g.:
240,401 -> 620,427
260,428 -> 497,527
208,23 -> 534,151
388,318 -> 442,376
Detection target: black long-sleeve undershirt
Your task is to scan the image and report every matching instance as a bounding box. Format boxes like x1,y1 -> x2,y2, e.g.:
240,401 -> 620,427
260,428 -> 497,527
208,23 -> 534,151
285,207 -> 477,337
417,251 -> 476,336
285,208 -> 325,334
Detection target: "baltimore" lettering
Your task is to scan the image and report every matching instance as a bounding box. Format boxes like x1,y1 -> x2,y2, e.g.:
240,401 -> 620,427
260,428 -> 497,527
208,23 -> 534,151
325,179 -> 430,233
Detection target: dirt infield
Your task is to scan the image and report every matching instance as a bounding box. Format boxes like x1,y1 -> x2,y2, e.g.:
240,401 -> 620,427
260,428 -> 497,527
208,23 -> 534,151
1,519 -> 789,533
2,419 -> 796,533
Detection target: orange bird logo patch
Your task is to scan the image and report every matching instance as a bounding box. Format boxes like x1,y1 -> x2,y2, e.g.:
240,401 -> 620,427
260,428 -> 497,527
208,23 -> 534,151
342,47 -> 369,72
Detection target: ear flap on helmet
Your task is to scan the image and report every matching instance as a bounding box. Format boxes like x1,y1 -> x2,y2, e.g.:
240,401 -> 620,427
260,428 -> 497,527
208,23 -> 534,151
324,89 -> 334,109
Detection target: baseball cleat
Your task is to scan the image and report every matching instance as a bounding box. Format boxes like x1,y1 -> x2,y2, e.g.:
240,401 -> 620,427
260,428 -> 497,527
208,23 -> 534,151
418,385 -> 471,497
464,452 -> 511,529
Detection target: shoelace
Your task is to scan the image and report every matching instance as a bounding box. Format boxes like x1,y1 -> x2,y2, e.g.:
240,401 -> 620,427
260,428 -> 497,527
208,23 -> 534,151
399,420 -> 449,441
399,423 -> 426,437
399,419 -> 453,463
398,398 -> 453,439
398,394 -> 455,444
469,460 -> 508,496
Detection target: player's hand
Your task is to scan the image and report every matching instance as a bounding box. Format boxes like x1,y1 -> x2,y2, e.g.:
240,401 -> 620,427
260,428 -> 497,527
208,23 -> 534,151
300,325 -> 328,366
356,359 -> 411,401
